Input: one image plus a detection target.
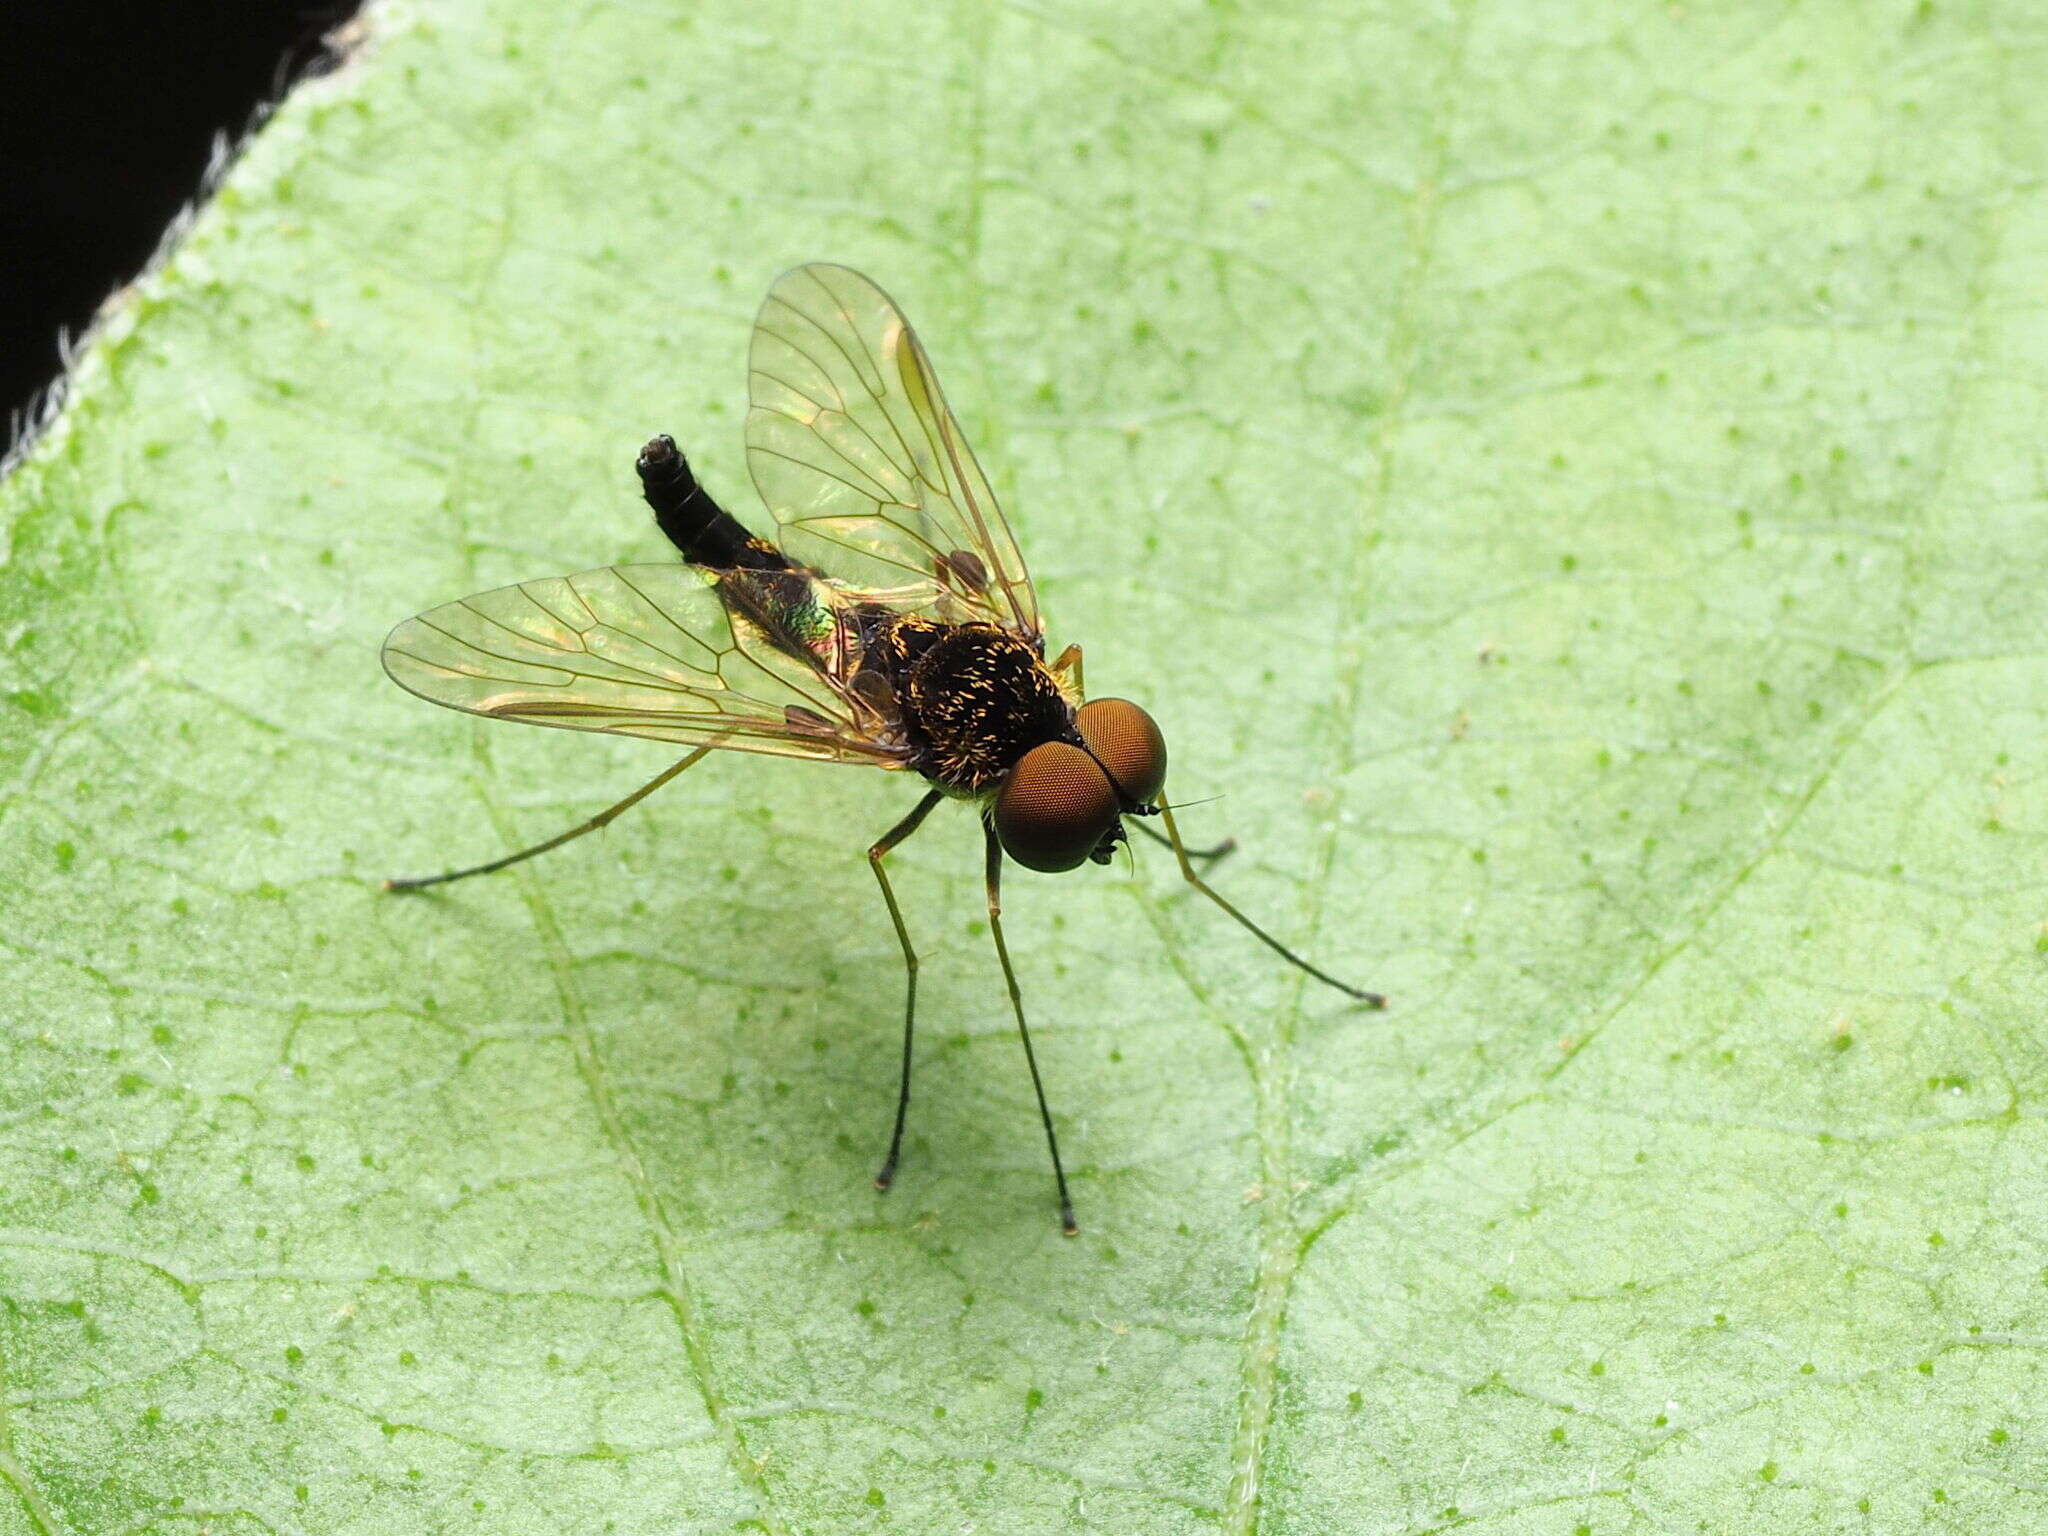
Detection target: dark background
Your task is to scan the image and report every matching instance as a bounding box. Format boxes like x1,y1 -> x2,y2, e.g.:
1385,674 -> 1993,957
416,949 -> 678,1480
4,5 -> 357,433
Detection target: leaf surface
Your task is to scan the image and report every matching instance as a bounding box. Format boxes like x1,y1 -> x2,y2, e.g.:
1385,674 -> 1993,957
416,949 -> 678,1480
5,2 -> 2048,1531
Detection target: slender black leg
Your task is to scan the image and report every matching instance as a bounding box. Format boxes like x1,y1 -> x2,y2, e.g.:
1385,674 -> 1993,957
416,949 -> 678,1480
870,789 -> 946,1192
1130,817 -> 1234,862
984,818 -> 1079,1236
384,747 -> 714,892
1156,794 -> 1387,1008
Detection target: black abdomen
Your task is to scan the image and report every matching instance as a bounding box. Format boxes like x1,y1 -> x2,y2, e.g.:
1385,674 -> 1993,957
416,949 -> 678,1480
637,435 -> 788,572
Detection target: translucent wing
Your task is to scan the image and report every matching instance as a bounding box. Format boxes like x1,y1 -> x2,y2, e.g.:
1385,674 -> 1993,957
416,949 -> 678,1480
381,564 -> 910,765
746,263 -> 1042,642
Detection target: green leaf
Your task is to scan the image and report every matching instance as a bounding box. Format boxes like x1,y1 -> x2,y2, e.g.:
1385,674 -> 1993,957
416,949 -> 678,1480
4,1 -> 2046,1530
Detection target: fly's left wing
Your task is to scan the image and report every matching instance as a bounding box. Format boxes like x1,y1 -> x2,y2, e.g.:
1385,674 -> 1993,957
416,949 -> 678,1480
381,564 -> 909,765
746,263 -> 1043,644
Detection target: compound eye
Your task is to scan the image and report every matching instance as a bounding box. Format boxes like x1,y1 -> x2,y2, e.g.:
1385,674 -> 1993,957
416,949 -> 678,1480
995,742 -> 1120,872
1076,697 -> 1167,805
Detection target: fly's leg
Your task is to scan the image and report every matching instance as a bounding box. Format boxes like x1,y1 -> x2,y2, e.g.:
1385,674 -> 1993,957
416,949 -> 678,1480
870,790 -> 946,1192
1048,642 -> 1084,699
984,817 -> 1079,1236
1155,793 -> 1387,1008
384,747 -> 713,891
1130,817 -> 1234,862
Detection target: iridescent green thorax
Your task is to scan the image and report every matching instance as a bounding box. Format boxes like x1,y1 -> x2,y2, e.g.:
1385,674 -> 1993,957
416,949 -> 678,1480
775,584 -> 838,648
718,565 -> 847,670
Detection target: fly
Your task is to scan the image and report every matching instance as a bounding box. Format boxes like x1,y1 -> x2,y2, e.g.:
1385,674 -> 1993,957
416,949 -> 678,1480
381,264 -> 1384,1235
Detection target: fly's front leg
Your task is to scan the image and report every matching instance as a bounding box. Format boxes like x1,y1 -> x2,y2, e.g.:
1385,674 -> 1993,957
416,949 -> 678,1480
1156,794 -> 1386,1007
1130,816 -> 1234,862
1048,642 -> 1084,701
869,789 -> 945,1191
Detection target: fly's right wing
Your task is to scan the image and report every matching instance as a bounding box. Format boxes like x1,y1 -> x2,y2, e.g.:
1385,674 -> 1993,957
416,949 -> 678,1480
381,564 -> 909,766
746,264 -> 1044,643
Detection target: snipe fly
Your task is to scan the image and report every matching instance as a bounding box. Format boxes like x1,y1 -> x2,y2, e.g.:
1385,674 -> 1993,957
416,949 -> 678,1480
382,265 -> 1383,1234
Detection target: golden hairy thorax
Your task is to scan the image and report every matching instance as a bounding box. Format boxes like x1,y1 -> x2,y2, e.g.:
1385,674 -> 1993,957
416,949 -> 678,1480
869,619 -> 1076,793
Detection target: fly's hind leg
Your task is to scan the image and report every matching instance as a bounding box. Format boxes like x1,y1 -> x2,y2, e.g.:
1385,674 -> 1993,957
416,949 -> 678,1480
384,747 -> 713,891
